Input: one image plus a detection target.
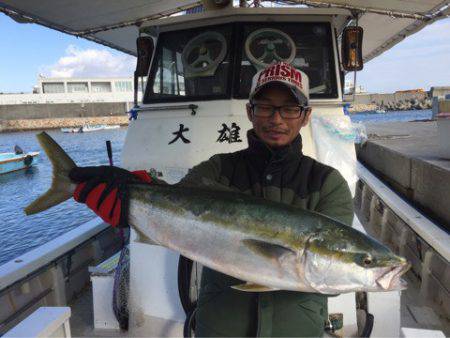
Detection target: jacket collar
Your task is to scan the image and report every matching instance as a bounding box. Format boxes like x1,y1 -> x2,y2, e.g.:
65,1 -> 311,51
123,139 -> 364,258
246,129 -> 303,163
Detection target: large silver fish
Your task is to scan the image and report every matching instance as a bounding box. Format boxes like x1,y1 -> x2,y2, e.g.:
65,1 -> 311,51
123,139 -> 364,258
25,132 -> 410,294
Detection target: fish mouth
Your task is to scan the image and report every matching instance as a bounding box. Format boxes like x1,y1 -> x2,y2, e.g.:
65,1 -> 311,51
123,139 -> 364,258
376,262 -> 411,290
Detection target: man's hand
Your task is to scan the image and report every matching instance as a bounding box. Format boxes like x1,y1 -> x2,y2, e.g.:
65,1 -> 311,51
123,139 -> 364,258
69,166 -> 152,227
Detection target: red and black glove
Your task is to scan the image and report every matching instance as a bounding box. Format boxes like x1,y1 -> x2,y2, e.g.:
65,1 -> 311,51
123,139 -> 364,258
69,166 -> 152,228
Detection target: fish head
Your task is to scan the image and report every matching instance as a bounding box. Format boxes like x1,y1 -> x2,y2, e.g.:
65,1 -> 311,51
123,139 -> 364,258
299,224 -> 410,294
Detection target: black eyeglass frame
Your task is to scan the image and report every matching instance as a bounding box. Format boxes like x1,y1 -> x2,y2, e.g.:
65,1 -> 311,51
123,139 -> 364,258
249,103 -> 311,119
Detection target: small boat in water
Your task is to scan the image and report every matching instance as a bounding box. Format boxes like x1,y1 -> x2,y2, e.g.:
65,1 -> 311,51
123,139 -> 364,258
0,147 -> 39,174
61,125 -> 120,133
103,125 -> 121,130
61,127 -> 82,133
80,125 -> 105,132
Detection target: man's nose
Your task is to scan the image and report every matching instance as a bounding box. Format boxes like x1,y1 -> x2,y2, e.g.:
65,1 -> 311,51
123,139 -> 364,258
269,109 -> 284,123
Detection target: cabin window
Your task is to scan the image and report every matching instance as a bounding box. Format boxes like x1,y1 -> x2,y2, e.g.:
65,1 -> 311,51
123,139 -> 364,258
144,21 -> 338,103
236,22 -> 338,100
145,24 -> 233,103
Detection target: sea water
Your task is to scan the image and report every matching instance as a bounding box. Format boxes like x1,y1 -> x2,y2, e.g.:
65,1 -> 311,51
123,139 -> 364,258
0,110 -> 432,266
0,128 -> 126,265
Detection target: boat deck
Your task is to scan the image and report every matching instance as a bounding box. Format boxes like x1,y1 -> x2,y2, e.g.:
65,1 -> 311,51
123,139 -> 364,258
70,288 -> 127,337
67,260 -> 450,336
67,227 -> 450,337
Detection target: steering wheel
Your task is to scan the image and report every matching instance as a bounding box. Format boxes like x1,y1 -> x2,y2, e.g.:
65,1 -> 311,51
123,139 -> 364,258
182,31 -> 227,78
245,28 -> 296,70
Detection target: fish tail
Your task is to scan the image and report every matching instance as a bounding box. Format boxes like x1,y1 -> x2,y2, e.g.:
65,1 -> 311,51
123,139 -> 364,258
24,132 -> 77,215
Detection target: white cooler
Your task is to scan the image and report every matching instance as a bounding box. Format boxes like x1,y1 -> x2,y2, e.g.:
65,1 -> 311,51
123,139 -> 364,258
89,251 -> 121,330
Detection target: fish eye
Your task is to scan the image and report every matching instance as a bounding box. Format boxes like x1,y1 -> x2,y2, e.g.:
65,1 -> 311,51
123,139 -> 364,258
363,256 -> 373,266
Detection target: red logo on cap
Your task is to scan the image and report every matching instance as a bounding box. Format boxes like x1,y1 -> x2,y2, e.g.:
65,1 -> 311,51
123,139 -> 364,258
257,62 -> 303,89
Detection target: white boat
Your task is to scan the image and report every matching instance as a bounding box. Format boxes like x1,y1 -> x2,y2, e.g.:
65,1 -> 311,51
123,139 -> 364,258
61,127 -> 82,133
0,1 -> 448,337
80,124 -> 105,132
103,124 -> 121,130
61,125 -> 120,133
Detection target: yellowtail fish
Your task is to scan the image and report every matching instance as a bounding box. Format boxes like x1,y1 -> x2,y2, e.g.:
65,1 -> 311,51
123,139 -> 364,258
25,132 -> 410,294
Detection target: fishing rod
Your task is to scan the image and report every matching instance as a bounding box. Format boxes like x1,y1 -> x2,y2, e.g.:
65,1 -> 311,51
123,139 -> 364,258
106,140 -> 113,166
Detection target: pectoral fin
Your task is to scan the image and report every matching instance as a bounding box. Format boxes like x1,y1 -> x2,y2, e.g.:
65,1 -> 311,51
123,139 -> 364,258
242,239 -> 295,260
231,282 -> 279,292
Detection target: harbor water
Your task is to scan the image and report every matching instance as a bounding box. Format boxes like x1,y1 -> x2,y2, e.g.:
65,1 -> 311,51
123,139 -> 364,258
349,109 -> 432,123
0,128 -> 126,265
0,110 -> 432,266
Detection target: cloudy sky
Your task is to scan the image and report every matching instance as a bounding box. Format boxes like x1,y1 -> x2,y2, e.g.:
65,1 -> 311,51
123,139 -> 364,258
0,13 -> 448,94
353,18 -> 450,93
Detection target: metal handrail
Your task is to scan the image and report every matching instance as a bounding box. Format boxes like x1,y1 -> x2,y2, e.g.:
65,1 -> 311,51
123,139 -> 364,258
135,104 -> 199,115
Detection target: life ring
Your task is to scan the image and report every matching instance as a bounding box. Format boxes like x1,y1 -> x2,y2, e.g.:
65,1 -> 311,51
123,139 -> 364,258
23,155 -> 33,167
245,28 -> 296,70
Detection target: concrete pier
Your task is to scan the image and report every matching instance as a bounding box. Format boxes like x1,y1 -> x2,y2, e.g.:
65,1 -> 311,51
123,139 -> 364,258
356,121 -> 450,231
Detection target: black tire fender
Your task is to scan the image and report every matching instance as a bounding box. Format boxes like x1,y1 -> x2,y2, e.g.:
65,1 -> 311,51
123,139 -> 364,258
24,155 -> 33,167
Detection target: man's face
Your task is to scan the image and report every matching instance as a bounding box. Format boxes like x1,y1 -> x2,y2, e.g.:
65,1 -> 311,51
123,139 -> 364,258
246,84 -> 311,148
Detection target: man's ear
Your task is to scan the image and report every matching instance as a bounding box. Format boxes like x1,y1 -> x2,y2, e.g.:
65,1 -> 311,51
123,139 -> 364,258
301,107 -> 312,127
246,103 -> 253,122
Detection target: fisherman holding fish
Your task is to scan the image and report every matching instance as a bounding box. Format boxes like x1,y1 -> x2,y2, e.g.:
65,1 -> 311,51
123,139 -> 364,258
27,61 -> 409,338
75,61 -> 351,337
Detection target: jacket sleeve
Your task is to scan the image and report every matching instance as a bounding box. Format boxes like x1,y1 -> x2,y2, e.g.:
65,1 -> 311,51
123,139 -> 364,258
315,169 -> 354,226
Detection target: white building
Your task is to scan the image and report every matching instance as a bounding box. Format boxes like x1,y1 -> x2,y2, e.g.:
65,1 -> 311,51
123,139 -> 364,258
0,76 -> 145,105
344,80 -> 366,95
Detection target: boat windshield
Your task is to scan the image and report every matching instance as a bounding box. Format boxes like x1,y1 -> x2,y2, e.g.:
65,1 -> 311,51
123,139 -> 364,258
144,22 -> 338,103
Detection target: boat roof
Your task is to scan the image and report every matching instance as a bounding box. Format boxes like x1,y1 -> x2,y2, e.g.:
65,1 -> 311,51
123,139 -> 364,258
0,1 -> 448,62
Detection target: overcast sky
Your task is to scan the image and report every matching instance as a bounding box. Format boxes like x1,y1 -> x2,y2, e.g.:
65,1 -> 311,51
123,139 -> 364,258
0,14 -> 448,94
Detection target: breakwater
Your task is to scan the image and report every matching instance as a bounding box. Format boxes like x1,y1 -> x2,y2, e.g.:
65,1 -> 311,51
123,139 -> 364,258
0,116 -> 129,132
0,102 -> 130,120
346,91 -> 432,113
0,101 -> 131,132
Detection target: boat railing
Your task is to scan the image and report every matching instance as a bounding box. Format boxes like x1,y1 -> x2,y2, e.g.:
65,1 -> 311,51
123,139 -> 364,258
356,162 -> 449,261
0,217 -> 123,335
2,307 -> 71,338
355,162 -> 450,322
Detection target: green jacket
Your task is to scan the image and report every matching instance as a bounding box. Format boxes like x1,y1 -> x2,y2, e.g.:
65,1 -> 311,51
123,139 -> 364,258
180,130 -> 353,337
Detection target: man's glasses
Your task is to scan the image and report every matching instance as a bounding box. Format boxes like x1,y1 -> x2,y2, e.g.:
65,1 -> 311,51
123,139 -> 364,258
250,103 -> 310,119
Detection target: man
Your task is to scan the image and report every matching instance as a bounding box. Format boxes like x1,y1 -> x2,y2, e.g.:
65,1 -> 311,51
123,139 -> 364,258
71,61 -> 353,337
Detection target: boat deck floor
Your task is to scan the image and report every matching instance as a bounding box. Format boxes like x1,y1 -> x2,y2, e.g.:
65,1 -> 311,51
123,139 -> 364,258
68,273 -> 450,337
70,287 -> 127,337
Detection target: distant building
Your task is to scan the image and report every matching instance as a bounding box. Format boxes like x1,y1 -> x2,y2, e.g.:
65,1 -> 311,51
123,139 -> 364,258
344,80 -> 366,95
0,76 -> 145,105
